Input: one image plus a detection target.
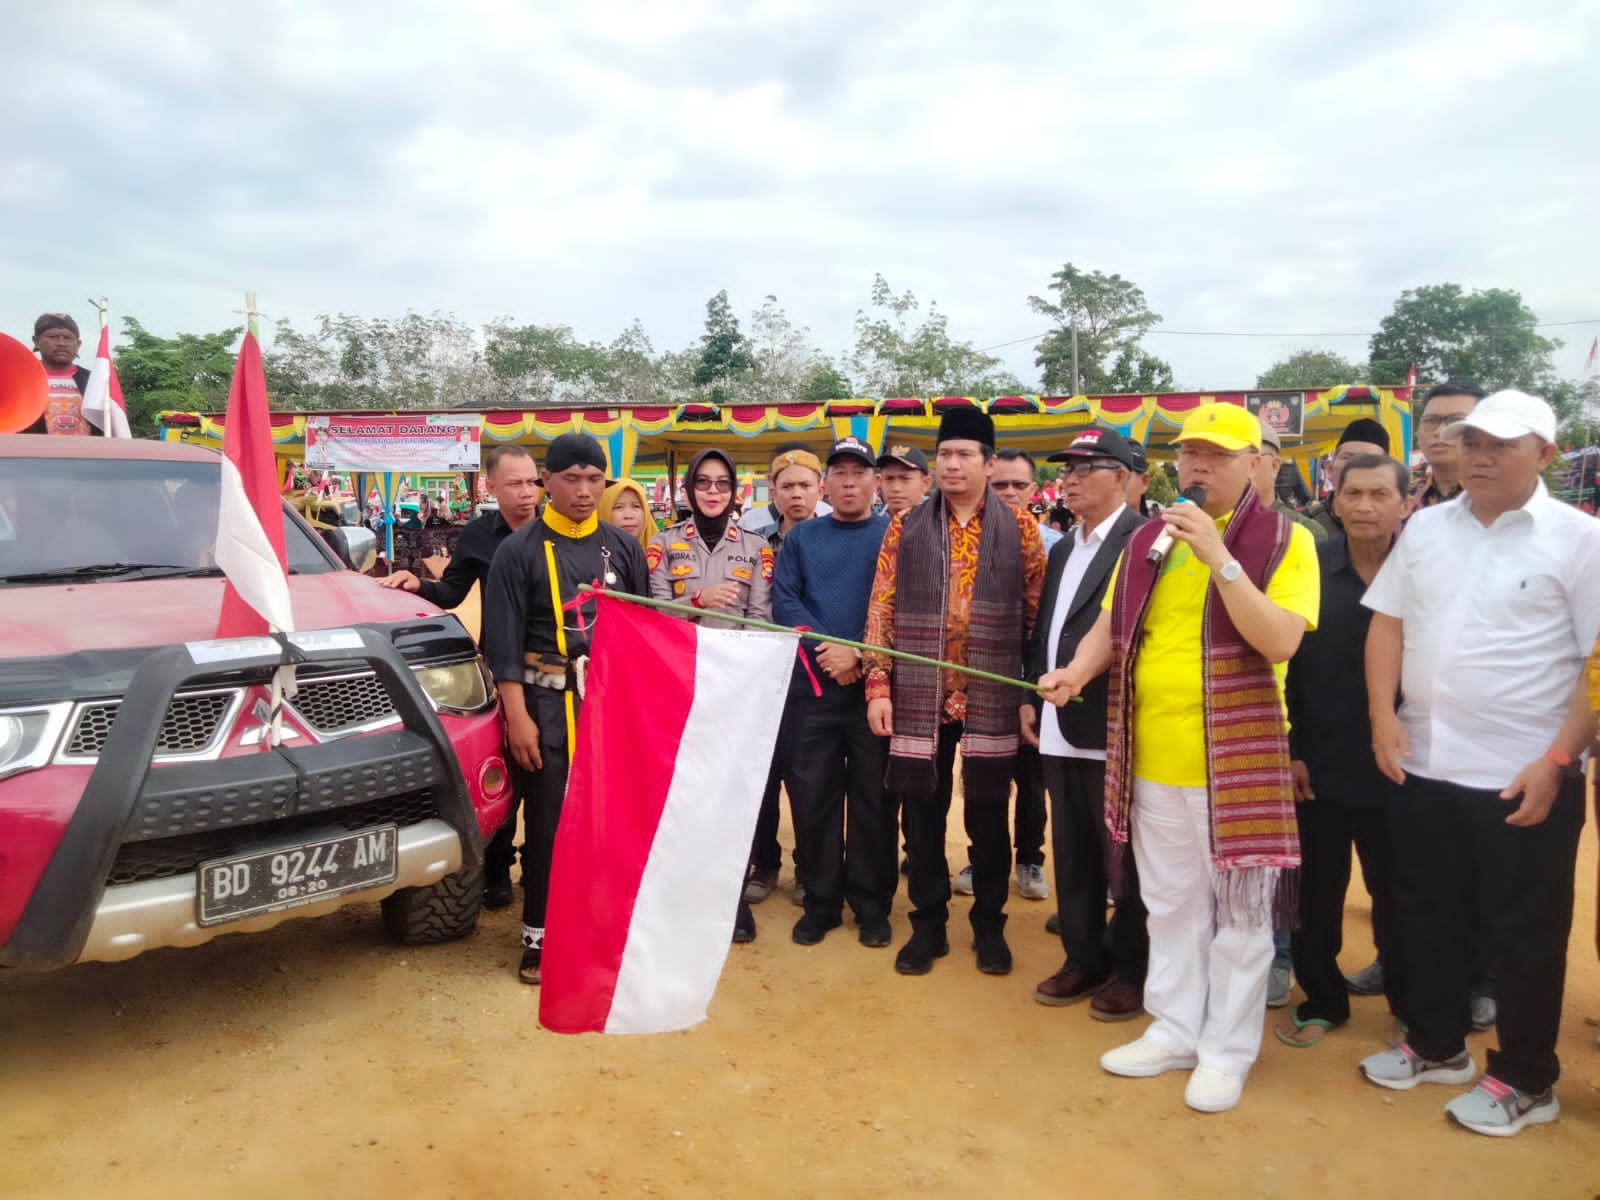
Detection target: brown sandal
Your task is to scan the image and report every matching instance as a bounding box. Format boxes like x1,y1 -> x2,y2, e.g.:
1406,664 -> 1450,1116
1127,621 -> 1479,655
518,949 -> 541,986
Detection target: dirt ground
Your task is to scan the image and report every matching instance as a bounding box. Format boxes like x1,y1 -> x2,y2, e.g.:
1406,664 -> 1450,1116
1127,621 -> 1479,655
2,785 -> 1597,1200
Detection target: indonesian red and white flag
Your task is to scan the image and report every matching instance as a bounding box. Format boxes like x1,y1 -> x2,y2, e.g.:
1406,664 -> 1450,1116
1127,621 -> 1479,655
539,596 -> 796,1035
1403,362 -> 1416,399
214,329 -> 293,637
80,321 -> 131,438
1585,336 -> 1598,377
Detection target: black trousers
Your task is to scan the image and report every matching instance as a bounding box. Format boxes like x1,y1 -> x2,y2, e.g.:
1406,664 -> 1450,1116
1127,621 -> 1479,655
1289,795 -> 1392,1024
1386,772 -> 1585,1094
1042,753 -> 1148,982
903,721 -> 1011,934
786,685 -> 895,922
520,687 -> 578,931
485,761 -> 530,883
750,695 -> 804,875
1007,743 -> 1048,868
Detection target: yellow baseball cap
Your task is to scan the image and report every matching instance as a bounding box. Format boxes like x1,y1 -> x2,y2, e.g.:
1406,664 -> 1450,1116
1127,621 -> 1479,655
1175,403 -> 1262,452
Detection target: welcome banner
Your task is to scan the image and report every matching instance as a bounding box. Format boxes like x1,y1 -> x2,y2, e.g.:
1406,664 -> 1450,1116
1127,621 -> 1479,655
303,414 -> 482,472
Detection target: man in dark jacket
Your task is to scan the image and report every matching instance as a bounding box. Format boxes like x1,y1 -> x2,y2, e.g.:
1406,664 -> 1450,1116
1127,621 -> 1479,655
23,313 -> 95,435
1022,427 -> 1150,1020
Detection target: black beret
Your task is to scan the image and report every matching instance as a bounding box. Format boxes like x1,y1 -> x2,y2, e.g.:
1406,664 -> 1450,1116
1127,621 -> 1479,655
545,433 -> 608,474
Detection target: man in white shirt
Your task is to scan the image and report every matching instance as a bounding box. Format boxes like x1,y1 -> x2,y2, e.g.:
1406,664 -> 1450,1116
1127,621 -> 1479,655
1357,389 -> 1600,1137
1021,427 -> 1150,1020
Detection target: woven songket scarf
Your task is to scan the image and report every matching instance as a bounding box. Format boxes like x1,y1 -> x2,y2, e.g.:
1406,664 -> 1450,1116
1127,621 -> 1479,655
885,489 -> 1024,798
1102,485 -> 1300,928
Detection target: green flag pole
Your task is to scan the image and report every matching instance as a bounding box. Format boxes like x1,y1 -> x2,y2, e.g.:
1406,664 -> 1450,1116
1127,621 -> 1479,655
577,585 -> 1069,698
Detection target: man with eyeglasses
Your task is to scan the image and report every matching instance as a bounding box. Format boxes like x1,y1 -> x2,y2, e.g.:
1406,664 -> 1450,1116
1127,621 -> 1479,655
1410,383 -> 1486,511
1040,403 -> 1319,1114
992,448 -> 1062,550
1357,390 -> 1600,1137
1022,427 -> 1150,1022
1305,419 -> 1391,537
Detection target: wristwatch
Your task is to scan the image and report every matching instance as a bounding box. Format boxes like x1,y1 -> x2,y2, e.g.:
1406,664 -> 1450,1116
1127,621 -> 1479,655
1217,559 -> 1243,583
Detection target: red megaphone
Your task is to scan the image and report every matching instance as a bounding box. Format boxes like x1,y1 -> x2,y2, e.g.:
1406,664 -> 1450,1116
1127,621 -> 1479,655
0,332 -> 48,433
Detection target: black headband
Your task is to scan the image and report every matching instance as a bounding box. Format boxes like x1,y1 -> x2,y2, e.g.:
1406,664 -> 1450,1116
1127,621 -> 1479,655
545,433 -> 607,473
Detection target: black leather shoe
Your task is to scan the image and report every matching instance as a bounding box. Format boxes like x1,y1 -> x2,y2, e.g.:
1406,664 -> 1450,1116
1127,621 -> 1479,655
792,911 -> 842,945
1044,911 -> 1060,936
858,916 -> 892,948
733,901 -> 757,944
894,928 -> 950,975
973,926 -> 1013,975
484,876 -> 515,910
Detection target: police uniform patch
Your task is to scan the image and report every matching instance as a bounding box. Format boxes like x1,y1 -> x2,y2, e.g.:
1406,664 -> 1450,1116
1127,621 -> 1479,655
645,543 -> 663,572
669,541 -> 690,552
732,565 -> 753,581
670,562 -> 694,577
673,580 -> 686,596
760,546 -> 775,581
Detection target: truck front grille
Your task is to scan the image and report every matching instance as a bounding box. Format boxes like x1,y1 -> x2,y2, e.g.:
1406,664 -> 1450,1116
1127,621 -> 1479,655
62,692 -> 237,759
288,673 -> 397,735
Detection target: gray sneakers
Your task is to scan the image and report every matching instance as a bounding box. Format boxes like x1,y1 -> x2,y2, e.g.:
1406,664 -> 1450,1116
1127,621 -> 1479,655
1344,959 -> 1385,996
1266,965 -> 1293,1008
1015,863 -> 1049,900
1469,990 -> 1497,1032
1444,1077 -> 1558,1137
952,865 -> 974,895
1359,1043 -> 1476,1092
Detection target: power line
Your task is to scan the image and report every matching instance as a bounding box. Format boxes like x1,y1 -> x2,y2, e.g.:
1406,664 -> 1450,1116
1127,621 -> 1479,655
977,318 -> 1600,354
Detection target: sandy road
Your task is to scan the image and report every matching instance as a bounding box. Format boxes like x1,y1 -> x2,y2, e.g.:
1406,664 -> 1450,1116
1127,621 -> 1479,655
2,807 -> 1596,1200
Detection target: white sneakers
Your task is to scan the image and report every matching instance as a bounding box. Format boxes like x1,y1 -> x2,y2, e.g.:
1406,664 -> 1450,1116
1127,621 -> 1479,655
1184,1066 -> 1245,1113
1101,1035 -> 1246,1113
1100,1035 -> 1198,1078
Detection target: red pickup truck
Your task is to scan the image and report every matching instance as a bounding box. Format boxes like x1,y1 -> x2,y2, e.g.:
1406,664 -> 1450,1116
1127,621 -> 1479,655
0,434 -> 511,968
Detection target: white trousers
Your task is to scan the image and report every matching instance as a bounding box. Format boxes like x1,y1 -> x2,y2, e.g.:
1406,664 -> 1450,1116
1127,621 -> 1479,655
1131,777 -> 1274,1077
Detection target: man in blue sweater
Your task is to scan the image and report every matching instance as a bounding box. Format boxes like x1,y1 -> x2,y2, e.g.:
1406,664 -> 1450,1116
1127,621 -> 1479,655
774,436 -> 896,948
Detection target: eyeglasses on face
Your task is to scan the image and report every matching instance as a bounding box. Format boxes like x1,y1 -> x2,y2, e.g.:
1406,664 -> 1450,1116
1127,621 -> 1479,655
1058,461 -> 1123,478
990,480 -> 1034,491
1418,413 -> 1473,430
691,476 -> 734,493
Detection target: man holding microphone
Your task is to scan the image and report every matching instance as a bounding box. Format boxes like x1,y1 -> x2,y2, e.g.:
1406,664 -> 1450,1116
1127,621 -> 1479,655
1039,405 -> 1318,1114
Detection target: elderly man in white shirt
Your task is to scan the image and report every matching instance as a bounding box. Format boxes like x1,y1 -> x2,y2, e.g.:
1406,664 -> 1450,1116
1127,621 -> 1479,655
1356,389 -> 1600,1137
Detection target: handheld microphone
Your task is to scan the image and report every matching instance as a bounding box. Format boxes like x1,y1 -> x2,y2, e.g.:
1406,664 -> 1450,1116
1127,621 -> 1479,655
1145,485 -> 1207,564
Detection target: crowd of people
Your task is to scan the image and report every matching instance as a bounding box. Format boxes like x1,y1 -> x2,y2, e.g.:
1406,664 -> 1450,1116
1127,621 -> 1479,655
390,385 -> 1597,1138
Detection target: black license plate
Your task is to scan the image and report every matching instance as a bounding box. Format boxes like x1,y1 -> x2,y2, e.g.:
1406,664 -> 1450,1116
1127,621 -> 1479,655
197,826 -> 400,926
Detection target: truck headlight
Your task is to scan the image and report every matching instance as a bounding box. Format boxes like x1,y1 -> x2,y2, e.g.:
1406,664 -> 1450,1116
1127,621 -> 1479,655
0,705 -> 71,781
411,659 -> 494,715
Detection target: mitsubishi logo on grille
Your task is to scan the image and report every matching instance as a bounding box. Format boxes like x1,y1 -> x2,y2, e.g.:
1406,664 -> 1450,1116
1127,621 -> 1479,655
239,699 -> 301,746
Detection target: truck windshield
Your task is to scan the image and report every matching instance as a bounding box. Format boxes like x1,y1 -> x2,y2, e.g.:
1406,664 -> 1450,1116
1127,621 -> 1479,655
0,457 -> 336,586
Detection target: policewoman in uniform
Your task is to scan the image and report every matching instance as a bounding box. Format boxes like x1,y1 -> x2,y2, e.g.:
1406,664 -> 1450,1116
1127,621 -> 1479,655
482,433 -> 649,985
647,446 -> 774,942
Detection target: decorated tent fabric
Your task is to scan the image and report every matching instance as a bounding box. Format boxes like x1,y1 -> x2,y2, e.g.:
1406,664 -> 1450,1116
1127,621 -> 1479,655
159,386 -> 1409,490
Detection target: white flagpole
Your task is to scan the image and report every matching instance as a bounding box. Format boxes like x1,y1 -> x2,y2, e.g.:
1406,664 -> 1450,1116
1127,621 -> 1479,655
88,296 -> 110,436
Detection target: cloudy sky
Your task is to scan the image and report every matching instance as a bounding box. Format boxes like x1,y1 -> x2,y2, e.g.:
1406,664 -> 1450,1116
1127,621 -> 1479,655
4,0 -> 1597,393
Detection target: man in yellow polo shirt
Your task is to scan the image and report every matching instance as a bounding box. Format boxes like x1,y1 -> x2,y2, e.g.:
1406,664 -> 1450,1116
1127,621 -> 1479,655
1040,404 -> 1319,1114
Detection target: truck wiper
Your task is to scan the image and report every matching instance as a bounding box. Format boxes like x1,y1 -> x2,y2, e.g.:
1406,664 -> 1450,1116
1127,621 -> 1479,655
0,562 -> 198,583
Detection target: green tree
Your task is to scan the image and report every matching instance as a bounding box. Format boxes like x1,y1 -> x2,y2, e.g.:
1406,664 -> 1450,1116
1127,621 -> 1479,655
1104,346 -> 1175,393
1255,349 -> 1365,389
114,317 -> 242,435
693,290 -> 755,404
1368,284 -> 1559,392
798,359 -> 853,401
483,320 -> 613,405
1028,263 -> 1166,393
849,274 -> 1019,397
264,312 -> 490,410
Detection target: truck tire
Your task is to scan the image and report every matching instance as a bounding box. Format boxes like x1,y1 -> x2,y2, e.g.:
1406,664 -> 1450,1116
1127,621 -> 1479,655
381,865 -> 484,945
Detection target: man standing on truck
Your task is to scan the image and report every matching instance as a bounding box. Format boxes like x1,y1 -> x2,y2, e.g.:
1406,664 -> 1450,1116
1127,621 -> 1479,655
381,444 -> 543,910
482,433 -> 649,985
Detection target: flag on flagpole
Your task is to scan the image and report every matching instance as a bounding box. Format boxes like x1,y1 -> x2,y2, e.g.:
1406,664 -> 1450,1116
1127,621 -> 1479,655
215,327 -> 293,638
1403,362 -> 1416,400
1585,336 -> 1597,377
539,596 -> 797,1035
80,318 -> 131,438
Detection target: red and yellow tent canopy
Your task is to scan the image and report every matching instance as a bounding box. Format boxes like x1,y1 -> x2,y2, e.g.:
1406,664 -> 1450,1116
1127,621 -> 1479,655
160,386 -> 1409,491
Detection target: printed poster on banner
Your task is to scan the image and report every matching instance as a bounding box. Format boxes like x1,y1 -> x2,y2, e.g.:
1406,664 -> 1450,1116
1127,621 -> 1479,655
1245,392 -> 1304,439
303,414 -> 482,471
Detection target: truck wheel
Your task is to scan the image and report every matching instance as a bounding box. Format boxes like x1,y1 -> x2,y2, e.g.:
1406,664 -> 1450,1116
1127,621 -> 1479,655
381,865 -> 484,944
